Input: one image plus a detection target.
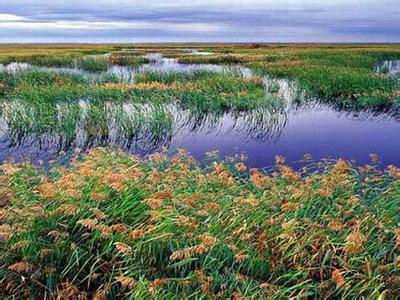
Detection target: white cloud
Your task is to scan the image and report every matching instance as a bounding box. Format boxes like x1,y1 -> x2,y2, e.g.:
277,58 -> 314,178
0,13 -> 26,21
0,19 -> 224,32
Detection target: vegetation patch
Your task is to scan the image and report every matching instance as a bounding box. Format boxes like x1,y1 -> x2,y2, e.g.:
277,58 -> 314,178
76,57 -> 109,72
1,67 -> 273,111
0,149 -> 399,298
173,45 -> 400,109
108,53 -> 149,66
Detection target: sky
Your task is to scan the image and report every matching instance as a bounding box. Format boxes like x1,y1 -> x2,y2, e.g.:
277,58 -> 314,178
0,0 -> 399,43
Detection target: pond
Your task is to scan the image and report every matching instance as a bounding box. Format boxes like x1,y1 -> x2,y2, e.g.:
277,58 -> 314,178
0,54 -> 399,168
1,99 -> 399,169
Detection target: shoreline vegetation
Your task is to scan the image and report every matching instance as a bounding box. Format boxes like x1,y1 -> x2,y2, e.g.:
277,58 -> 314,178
0,149 -> 400,298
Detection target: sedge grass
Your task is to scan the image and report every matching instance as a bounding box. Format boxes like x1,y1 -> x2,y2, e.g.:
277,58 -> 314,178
0,149 -> 399,298
1,67 -> 275,111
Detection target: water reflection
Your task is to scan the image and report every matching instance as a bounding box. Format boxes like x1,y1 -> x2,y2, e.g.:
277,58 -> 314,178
375,60 -> 400,75
0,99 -> 286,164
0,97 -> 399,168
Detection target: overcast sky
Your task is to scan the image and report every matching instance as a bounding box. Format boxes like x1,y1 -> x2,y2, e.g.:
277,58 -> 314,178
0,0 -> 398,43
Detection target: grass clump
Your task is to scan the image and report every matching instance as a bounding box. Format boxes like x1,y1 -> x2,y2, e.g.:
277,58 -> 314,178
180,74 -> 270,111
0,55 -> 77,68
76,57 -> 109,72
241,46 -> 400,109
0,100 -> 173,150
0,149 -> 399,298
177,55 -> 245,65
108,54 -> 149,66
133,70 -> 273,111
2,67 -> 275,111
0,44 -> 115,63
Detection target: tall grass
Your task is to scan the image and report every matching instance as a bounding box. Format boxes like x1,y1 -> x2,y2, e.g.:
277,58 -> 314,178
178,55 -> 245,64
0,100 -> 174,155
243,48 -> 400,109
1,67 -> 277,111
0,55 -> 77,68
2,44 -> 399,109
0,43 -> 400,299
0,149 -> 399,298
76,57 -> 109,72
108,54 -> 149,66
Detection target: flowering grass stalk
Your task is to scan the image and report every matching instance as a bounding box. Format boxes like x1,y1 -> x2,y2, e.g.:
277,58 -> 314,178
0,149 -> 399,298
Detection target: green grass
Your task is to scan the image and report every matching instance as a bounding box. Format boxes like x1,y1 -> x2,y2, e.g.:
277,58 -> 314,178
0,149 -> 399,298
0,67 -> 276,111
0,55 -> 77,68
171,45 -> 400,109
0,98 -> 287,152
1,44 -> 399,110
108,54 -> 149,66
177,55 -> 245,64
246,48 -> 400,109
76,57 -> 109,72
0,99 -> 174,152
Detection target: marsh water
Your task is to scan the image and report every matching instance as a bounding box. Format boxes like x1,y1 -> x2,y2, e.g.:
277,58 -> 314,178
0,55 -> 399,168
375,60 -> 400,75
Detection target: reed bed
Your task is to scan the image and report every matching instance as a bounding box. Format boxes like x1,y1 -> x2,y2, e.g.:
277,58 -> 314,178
76,57 -> 109,72
0,67 -> 273,111
0,45 -> 115,68
174,45 -> 400,109
1,44 -> 399,110
108,53 -> 149,66
178,55 -> 245,65
0,149 -> 399,298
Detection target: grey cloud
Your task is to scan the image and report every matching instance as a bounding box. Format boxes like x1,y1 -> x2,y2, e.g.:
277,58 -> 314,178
0,0 -> 398,42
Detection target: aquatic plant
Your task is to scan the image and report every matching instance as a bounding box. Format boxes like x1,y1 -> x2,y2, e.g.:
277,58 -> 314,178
0,55 -> 77,68
0,100 -> 174,154
1,44 -> 400,110
76,57 -> 109,72
0,149 -> 399,298
0,44 -> 399,299
178,55 -> 245,64
170,44 -> 400,109
243,47 -> 400,109
1,66 -> 275,111
108,54 -> 149,66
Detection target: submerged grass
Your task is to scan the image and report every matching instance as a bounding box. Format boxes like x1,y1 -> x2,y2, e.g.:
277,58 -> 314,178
0,149 -> 399,298
0,100 -> 173,149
